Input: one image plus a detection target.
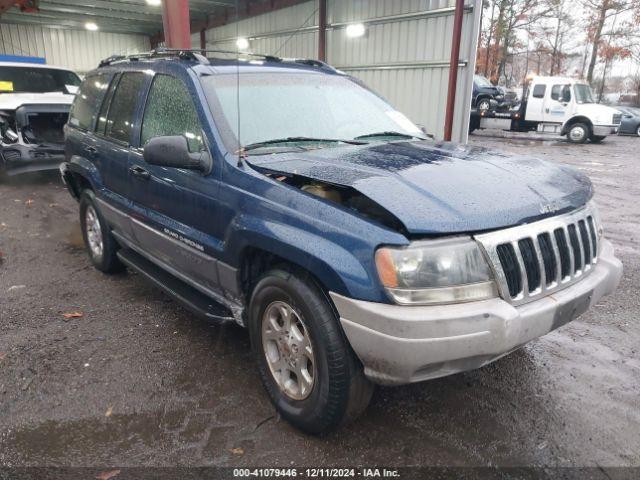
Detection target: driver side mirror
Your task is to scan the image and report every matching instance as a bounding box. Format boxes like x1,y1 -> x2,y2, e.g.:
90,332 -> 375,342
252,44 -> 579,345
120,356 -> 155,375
2,128 -> 19,144
143,135 -> 210,172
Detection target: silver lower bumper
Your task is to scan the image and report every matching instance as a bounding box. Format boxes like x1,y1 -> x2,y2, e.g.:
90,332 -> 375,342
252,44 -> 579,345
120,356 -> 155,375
592,125 -> 618,136
331,240 -> 623,385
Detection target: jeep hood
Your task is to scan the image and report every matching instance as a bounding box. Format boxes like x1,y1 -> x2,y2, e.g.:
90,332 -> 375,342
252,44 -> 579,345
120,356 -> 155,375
0,92 -> 74,110
246,140 -> 593,235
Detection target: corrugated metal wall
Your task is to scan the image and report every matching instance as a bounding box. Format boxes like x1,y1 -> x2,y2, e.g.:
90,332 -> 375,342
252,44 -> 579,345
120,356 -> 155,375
0,23 -> 150,74
205,0 -> 481,142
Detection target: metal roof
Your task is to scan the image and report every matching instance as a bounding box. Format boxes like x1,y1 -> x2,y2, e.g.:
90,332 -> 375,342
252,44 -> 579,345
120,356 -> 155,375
0,0 -> 238,36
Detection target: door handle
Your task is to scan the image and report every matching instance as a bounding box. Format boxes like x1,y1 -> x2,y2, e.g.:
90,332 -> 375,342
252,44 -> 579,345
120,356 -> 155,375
84,146 -> 97,154
545,108 -> 549,113
129,165 -> 151,180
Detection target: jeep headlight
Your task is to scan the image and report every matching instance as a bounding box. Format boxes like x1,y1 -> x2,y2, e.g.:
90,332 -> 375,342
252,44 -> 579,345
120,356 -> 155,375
375,237 -> 497,305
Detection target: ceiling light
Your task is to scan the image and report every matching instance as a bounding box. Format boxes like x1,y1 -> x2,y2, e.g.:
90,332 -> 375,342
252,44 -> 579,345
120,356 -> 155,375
346,23 -> 366,38
236,37 -> 250,51
85,22 -> 98,31
145,0 -> 161,6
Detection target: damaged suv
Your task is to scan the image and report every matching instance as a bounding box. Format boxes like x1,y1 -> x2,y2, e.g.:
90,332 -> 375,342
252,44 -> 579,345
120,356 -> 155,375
61,51 -> 623,434
0,61 -> 80,179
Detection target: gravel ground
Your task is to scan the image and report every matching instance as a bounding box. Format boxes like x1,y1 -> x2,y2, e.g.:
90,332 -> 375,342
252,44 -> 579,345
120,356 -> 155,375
0,132 -> 638,469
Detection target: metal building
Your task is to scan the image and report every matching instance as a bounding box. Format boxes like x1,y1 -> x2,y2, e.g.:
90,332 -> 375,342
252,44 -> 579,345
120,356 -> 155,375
205,1 -> 481,142
0,0 -> 480,142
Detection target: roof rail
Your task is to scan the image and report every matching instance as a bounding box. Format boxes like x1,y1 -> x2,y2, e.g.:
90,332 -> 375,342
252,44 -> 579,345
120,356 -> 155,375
98,48 -> 210,67
98,48 -> 337,72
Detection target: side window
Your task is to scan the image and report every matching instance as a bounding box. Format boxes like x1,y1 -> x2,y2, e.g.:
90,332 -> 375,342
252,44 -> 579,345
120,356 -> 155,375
96,74 -> 119,134
532,84 -> 546,99
141,74 -> 204,152
551,84 -> 562,101
104,72 -> 145,144
68,74 -> 110,131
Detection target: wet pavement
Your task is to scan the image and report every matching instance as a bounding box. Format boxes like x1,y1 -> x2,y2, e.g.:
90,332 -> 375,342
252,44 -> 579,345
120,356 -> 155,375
0,133 -> 638,468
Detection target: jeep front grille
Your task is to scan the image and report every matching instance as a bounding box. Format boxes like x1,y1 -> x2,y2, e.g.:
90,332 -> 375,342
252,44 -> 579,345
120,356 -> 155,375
475,204 -> 600,305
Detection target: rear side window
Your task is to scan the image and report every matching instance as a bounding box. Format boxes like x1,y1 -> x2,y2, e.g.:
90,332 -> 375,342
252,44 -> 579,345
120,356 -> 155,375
141,74 -> 204,152
104,72 -> 145,144
532,84 -> 546,98
69,74 -> 110,131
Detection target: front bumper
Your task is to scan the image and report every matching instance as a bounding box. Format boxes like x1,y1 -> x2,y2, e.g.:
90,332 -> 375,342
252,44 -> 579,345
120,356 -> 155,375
592,125 -> 619,136
331,240 -> 622,385
1,144 -> 65,176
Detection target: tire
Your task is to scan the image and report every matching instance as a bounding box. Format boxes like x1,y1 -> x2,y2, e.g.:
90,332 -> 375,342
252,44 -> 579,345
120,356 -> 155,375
248,268 -> 373,434
79,189 -> 125,273
477,98 -> 491,111
590,135 -> 606,143
567,123 -> 589,144
636,125 -> 640,137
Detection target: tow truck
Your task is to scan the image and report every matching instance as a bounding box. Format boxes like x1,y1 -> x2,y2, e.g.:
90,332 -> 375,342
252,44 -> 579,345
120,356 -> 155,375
469,76 -> 622,144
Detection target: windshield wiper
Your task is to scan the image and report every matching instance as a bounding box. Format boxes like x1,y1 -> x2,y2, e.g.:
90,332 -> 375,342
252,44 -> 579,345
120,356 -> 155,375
354,131 -> 424,140
242,136 -> 366,152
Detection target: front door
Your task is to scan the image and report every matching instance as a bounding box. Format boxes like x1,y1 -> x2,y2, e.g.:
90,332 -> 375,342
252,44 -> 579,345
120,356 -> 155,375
127,73 -> 223,295
543,83 -> 571,124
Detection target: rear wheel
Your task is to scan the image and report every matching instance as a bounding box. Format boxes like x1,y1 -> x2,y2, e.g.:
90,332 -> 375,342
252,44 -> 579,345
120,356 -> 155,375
249,268 -> 373,434
590,135 -> 606,143
79,190 -> 125,273
567,123 -> 589,144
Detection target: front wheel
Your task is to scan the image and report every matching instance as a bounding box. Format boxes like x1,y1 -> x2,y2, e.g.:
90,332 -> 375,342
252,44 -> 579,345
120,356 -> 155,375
567,123 -> 589,144
477,98 -> 491,111
249,268 -> 373,434
636,125 -> 640,137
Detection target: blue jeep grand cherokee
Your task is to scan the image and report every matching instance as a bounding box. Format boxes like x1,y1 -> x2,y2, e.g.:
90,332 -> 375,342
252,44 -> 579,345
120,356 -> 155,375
61,50 -> 622,433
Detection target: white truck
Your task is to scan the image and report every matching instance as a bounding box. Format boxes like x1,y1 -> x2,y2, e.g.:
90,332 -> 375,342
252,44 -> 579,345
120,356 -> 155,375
469,76 -> 622,144
0,60 -> 80,179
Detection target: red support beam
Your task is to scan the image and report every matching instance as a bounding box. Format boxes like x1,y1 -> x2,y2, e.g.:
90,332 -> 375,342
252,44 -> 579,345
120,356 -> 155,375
318,0 -> 327,61
161,0 -> 191,49
443,0 -> 465,141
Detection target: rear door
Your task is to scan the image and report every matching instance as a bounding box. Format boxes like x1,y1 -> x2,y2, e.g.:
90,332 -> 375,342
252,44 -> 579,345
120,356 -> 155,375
127,73 -> 222,294
92,71 -> 147,239
525,82 -> 546,122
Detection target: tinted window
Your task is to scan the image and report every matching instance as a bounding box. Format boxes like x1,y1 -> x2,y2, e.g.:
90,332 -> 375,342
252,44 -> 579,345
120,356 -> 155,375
551,85 -> 562,101
551,84 -> 571,102
532,84 -> 546,98
0,66 -> 80,94
105,72 -> 145,144
69,74 -> 111,131
96,74 -> 119,134
141,75 -> 204,152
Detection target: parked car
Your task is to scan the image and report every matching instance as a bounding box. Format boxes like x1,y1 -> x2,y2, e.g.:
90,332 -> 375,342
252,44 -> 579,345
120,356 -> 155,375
617,106 -> 640,136
0,61 -> 80,179
61,50 -> 623,434
472,74 -> 504,111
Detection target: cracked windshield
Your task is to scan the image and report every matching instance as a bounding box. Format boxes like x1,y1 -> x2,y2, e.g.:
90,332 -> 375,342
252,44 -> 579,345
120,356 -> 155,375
201,72 -> 424,151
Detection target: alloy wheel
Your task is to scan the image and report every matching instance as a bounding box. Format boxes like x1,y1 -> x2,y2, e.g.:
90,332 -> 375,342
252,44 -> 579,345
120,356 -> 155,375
261,300 -> 315,400
85,205 -> 104,260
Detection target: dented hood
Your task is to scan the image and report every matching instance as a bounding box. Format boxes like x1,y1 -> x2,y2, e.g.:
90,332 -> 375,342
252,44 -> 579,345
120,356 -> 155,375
247,140 -> 593,235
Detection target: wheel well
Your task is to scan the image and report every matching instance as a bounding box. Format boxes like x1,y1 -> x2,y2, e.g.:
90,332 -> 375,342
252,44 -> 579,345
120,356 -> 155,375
476,95 -> 490,104
65,172 -> 93,199
238,247 -> 337,315
562,116 -> 592,135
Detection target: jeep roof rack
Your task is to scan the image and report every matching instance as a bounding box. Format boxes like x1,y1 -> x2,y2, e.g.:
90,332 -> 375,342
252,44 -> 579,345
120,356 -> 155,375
98,48 -> 337,72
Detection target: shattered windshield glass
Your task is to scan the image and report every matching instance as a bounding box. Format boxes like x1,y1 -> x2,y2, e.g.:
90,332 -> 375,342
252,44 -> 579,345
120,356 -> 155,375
0,66 -> 81,94
201,71 -> 423,151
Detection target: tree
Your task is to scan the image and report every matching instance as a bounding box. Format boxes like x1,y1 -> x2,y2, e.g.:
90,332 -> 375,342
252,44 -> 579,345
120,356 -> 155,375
583,0 -> 640,83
